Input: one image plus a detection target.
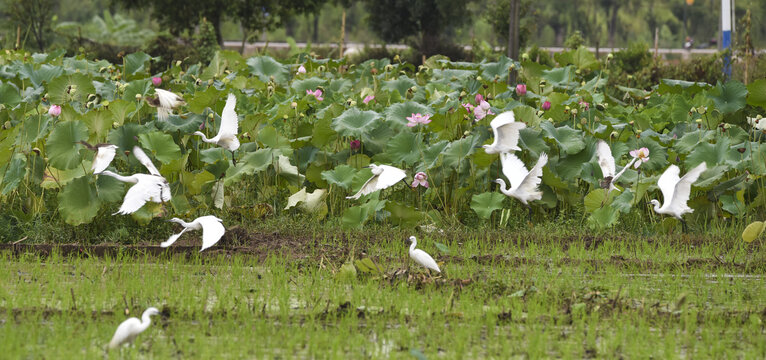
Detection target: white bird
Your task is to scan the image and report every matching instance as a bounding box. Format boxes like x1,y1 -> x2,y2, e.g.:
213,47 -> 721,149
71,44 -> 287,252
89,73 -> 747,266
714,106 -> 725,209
108,307 -> 160,349
482,111 -> 526,154
596,140 -> 637,192
161,216 -> 225,252
101,146 -> 171,215
346,164 -> 406,200
193,93 -> 240,152
147,89 -> 185,121
495,152 -> 548,220
407,236 -> 440,273
650,162 -> 707,231
80,141 -> 118,174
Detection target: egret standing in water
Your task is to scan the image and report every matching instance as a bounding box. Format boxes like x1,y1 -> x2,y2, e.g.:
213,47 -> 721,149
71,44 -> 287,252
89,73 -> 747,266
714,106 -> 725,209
161,216 -> 226,252
595,140 -> 638,192
108,307 -> 160,349
346,164 -> 406,200
146,88 -> 185,120
193,93 -> 240,163
482,111 -> 526,154
495,152 -> 548,221
407,236 -> 440,274
79,141 -> 118,174
101,146 -> 171,215
650,162 -> 707,232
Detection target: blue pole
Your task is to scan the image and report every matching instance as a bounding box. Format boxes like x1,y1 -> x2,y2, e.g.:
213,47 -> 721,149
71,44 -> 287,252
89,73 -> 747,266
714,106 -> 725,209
722,0 -> 732,79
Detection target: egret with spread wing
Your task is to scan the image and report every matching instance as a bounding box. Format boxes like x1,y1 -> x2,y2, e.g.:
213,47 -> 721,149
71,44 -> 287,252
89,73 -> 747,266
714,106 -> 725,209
79,141 -> 118,174
495,152 -> 548,221
346,164 -> 406,200
101,146 -> 171,215
146,88 -> 185,120
161,216 -> 226,252
482,111 -> 526,154
596,140 -> 637,192
650,163 -> 707,232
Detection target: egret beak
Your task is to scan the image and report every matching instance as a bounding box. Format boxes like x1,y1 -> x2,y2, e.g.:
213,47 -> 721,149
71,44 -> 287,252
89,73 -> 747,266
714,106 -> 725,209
363,165 -> 372,169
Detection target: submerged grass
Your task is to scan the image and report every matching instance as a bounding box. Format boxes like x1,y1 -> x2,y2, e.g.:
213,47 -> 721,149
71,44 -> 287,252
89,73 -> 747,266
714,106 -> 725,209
1,226 -> 765,358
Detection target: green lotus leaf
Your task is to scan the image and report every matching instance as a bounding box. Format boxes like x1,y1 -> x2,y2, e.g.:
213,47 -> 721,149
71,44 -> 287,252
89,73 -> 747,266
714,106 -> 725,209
138,131 -> 182,164
57,176 -> 101,226
107,99 -> 137,126
442,136 -> 479,168
19,63 -> 63,88
1,154 -> 27,195
82,109 -> 113,142
746,79 -> 766,110
384,101 -> 433,130
107,123 -> 145,155
332,107 -> 380,137
200,148 -> 227,164
742,221 -> 766,243
710,81 -> 747,114
48,73 -> 96,104
291,77 -> 327,94
275,155 -> 305,186
181,170 -> 215,195
382,76 -> 416,96
123,79 -> 152,100
247,56 -> 289,84
0,82 -> 22,106
540,121 -> 585,155
470,192 -> 506,220
311,117 -> 337,148
321,165 -> 357,189
587,205 -> 619,230
685,137 -> 737,169
96,174 -> 125,203
155,113 -> 205,133
20,115 -> 52,144
385,201 -> 423,227
123,51 -> 152,76
385,131 -> 420,165
187,86 -> 221,113
480,56 -> 514,81
583,189 -> 617,213
341,199 -> 386,229
46,120 -> 88,170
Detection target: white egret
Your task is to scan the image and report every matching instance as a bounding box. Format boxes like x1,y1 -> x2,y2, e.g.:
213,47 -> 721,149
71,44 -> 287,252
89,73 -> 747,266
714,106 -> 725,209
79,141 -> 118,174
596,140 -> 637,192
482,111 -> 526,154
101,146 -> 171,215
147,88 -> 185,120
495,152 -> 548,220
108,307 -> 160,349
193,93 -> 240,163
346,164 -> 407,200
650,162 -> 707,232
407,236 -> 440,273
161,216 -> 225,252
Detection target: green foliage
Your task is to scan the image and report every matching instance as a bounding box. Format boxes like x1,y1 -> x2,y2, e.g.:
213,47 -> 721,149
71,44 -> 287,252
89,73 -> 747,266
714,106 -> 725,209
195,18 -> 220,64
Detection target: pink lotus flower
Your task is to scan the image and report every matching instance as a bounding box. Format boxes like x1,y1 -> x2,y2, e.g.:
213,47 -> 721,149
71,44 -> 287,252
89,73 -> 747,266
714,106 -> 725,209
297,65 -> 306,74
307,89 -> 323,101
363,95 -> 375,105
462,103 -> 475,113
541,100 -> 551,111
48,104 -> 61,117
411,172 -> 428,188
579,100 -> 590,111
516,84 -> 527,96
475,93 -> 484,104
629,147 -> 650,168
473,100 -> 494,121
349,139 -> 361,150
406,113 -> 432,127
151,77 -> 162,86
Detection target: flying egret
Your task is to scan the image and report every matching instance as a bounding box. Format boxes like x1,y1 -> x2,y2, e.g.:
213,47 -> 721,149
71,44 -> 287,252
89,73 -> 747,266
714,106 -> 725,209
649,162 -> 707,232
407,236 -> 440,274
101,146 -> 171,215
346,164 -> 406,200
193,93 -> 240,163
596,140 -> 637,192
146,88 -> 185,121
482,111 -> 526,154
495,152 -> 548,221
161,216 -> 225,252
79,141 -> 118,174
108,307 -> 160,349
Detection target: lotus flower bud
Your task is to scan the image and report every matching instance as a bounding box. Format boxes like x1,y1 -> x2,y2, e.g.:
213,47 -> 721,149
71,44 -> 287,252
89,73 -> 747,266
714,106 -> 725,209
151,77 -> 162,86
607,53 -> 614,61
384,64 -> 394,71
542,101 -> 551,111
48,105 -> 61,117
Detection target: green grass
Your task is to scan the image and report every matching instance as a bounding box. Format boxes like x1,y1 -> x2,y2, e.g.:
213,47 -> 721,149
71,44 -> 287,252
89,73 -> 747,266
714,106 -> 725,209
1,227 -> 765,358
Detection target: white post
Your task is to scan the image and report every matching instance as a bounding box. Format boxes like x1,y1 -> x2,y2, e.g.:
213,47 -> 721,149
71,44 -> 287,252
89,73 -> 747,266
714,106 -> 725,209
722,0 -> 732,78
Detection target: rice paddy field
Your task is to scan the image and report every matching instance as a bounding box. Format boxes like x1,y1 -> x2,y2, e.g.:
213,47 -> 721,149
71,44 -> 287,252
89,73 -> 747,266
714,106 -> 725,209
2,226 -> 765,359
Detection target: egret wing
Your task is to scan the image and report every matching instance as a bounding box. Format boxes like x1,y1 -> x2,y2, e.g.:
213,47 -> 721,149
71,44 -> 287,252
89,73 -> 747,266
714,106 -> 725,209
495,122 -> 526,152
346,173 -> 380,200
198,216 -> 225,252
517,152 -> 548,195
499,152 -> 529,190
92,145 -> 117,174
411,249 -> 441,272
132,146 -> 160,176
596,140 -> 616,178
114,176 -> 164,215
657,165 -> 681,206
374,165 -> 406,190
669,162 -> 706,211
154,89 -> 184,108
218,94 -> 239,138
160,228 -> 188,248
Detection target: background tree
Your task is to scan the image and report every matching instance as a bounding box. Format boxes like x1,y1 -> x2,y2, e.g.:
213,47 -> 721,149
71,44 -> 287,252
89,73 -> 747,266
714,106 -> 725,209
2,0 -> 58,51
362,0 -> 470,58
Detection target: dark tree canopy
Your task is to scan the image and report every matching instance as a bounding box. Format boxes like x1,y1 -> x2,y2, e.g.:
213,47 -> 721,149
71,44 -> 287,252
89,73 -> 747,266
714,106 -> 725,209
363,0 -> 470,56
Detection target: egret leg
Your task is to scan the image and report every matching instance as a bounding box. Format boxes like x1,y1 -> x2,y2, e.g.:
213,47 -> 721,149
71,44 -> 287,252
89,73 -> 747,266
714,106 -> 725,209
527,205 -> 533,223
231,150 -> 237,166
681,219 -> 689,233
